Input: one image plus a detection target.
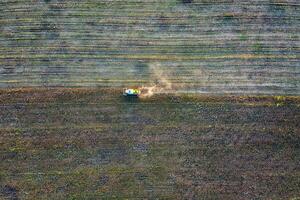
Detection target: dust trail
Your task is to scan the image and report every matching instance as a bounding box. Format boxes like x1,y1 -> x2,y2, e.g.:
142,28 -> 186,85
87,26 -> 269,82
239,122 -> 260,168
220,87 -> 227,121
139,63 -> 178,98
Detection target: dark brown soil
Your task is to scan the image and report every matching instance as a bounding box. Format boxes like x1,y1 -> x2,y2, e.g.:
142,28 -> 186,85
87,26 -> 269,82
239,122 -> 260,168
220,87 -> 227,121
0,88 -> 299,199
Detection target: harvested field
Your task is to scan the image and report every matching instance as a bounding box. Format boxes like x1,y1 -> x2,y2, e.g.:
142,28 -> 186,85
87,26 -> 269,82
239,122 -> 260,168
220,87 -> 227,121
1,0 -> 300,199
0,0 -> 299,94
0,88 -> 299,199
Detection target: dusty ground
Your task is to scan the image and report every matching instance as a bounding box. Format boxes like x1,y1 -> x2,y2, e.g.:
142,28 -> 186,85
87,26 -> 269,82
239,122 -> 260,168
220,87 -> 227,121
0,88 -> 299,199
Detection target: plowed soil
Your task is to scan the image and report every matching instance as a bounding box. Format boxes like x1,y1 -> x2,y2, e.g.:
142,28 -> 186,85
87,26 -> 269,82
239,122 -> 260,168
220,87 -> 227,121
0,88 -> 299,199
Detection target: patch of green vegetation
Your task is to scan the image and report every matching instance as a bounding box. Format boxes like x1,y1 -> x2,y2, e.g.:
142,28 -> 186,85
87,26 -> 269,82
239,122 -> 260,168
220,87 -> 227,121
274,95 -> 287,107
252,42 -> 264,54
239,33 -> 248,41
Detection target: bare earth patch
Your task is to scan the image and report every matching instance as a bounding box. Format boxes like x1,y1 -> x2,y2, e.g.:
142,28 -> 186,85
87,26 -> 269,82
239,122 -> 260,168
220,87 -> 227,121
0,88 -> 299,199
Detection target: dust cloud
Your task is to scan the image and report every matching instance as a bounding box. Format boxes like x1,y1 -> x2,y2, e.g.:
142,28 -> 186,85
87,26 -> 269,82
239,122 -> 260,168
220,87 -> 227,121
139,63 -> 177,98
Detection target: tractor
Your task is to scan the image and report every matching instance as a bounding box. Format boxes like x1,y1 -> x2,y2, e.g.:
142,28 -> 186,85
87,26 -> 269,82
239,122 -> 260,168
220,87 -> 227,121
123,88 -> 141,97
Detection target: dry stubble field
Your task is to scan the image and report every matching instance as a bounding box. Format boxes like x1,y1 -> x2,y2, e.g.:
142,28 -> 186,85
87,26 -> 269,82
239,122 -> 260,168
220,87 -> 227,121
0,0 -> 299,93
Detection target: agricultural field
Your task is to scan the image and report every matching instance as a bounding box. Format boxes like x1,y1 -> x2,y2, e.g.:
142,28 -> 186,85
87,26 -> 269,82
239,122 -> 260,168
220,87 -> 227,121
0,0 -> 299,93
0,88 -> 299,199
0,0 -> 300,199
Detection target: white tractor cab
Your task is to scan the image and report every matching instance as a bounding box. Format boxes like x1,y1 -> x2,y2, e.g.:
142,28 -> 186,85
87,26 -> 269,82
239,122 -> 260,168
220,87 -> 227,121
123,88 -> 141,97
